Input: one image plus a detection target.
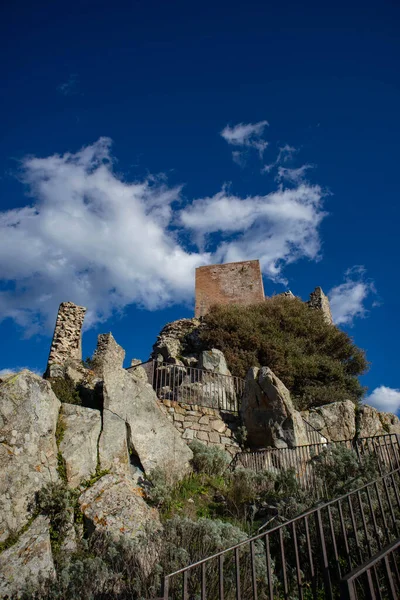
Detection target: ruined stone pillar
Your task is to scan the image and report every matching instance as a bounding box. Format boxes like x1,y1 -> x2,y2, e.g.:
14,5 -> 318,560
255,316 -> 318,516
308,287 -> 333,325
45,302 -> 86,378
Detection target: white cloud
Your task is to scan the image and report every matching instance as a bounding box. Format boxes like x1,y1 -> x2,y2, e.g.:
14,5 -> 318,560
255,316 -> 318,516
276,164 -> 313,184
0,367 -> 42,378
180,184 -> 327,281
220,120 -> 269,157
0,137 -> 329,334
0,138 -> 209,333
277,144 -> 297,163
57,74 -> 79,96
364,386 -> 400,413
329,266 -> 377,325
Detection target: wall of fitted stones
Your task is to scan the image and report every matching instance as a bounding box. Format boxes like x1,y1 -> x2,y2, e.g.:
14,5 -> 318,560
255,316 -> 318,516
158,400 -> 241,456
46,302 -> 86,376
195,260 -> 265,318
307,287 -> 333,325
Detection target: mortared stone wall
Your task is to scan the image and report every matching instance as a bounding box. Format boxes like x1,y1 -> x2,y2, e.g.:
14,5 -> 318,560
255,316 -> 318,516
195,260 -> 265,318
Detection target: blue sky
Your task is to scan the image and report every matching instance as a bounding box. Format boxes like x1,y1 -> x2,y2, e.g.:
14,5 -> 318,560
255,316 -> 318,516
1,0 -> 399,412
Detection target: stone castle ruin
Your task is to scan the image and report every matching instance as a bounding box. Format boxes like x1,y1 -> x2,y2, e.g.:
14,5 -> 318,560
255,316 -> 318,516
45,260 -> 333,380
195,260 -> 265,318
3,261 -> 400,598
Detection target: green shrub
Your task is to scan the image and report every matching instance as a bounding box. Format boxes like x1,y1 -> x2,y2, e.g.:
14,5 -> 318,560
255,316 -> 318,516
199,296 -> 368,409
35,482 -> 75,557
189,439 -> 230,476
50,378 -> 81,405
312,444 -> 380,499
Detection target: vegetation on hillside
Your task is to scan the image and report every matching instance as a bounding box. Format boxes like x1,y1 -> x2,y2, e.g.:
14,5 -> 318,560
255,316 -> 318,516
16,442 -> 382,599
199,296 -> 368,409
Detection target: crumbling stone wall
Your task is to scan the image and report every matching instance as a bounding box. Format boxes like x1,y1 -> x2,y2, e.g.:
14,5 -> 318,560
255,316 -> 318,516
195,260 -> 265,318
46,302 -> 86,377
308,287 -> 333,325
158,399 -> 241,456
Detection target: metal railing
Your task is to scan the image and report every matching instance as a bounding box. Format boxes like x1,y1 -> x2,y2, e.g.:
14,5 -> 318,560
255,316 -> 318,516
232,434 -> 400,492
340,538 -> 400,599
128,359 -> 245,413
161,466 -> 400,599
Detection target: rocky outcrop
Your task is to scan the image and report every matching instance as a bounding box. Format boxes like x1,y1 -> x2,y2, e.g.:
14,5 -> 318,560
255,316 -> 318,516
98,409 -> 130,474
308,287 -> 333,325
79,473 -> 160,540
0,371 -> 60,542
199,349 -> 231,376
377,410 -> 400,435
96,333 -> 193,481
358,404 -> 400,437
0,516 -> 56,598
241,367 -> 309,449
59,404 -> 102,487
45,302 -> 86,378
151,318 -> 202,363
302,400 -> 356,441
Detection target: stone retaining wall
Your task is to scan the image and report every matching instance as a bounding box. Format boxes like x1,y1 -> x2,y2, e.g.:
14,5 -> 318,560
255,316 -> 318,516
158,400 -> 241,456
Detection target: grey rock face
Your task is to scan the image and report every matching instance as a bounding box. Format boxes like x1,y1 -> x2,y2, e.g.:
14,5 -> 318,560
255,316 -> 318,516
151,318 -> 202,362
0,515 -> 56,598
59,404 -> 102,487
0,371 -> 60,542
79,473 -> 160,540
377,410 -> 400,435
199,349 -> 231,376
302,400 -> 356,441
241,367 -> 308,449
99,409 -> 130,474
358,404 -> 400,437
95,333 -> 192,481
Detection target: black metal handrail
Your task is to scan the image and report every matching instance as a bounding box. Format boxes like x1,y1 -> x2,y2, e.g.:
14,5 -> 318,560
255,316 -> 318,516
128,359 -> 245,413
340,538 -> 400,599
161,465 -> 400,599
232,434 -> 400,493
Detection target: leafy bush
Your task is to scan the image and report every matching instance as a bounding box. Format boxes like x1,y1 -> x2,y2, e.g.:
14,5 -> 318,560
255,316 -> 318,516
312,444 -> 380,499
35,482 -> 75,557
199,296 -> 368,409
50,378 -> 81,405
189,440 -> 230,476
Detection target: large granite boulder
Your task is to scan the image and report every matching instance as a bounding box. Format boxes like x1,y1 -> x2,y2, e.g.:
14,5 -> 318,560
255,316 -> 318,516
151,318 -> 202,363
0,515 -> 56,598
377,410 -> 400,435
241,367 -> 309,449
358,404 -> 400,437
0,371 -> 60,542
301,400 -> 356,441
98,409 -> 130,474
199,349 -> 230,376
79,473 -> 160,540
58,404 -> 102,487
95,334 -> 192,481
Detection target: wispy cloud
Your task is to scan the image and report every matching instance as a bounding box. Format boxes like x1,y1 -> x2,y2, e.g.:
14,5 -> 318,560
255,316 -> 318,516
180,184 -> 327,281
364,386 -> 400,413
329,266 -> 377,325
57,74 -> 79,96
221,120 -> 269,158
0,367 -> 41,378
0,135 -> 329,334
276,164 -> 314,184
277,144 -> 297,163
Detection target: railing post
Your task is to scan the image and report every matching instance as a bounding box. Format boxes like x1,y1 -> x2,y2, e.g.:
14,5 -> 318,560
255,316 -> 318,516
315,508 -> 333,600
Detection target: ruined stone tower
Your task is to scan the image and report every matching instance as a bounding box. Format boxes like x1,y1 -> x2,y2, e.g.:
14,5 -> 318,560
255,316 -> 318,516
308,287 -> 333,325
45,302 -> 86,377
195,260 -> 265,318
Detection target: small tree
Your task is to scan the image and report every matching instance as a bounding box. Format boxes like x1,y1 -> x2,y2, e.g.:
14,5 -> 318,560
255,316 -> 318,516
199,296 -> 368,410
